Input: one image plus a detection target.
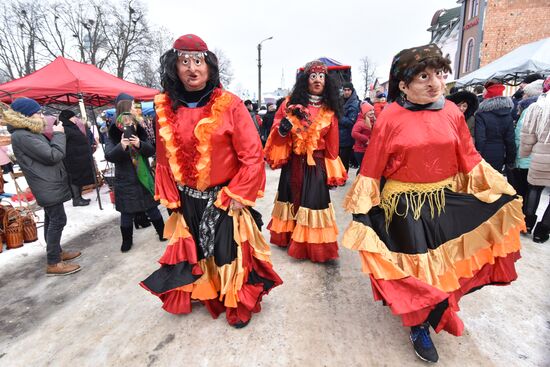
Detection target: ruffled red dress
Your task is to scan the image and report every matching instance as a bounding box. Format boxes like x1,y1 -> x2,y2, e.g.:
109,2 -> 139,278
343,100 -> 524,335
264,99 -> 347,262
140,89 -> 282,326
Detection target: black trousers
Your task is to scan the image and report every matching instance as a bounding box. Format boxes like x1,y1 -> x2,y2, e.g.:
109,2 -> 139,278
525,185 -> 550,225
339,146 -> 353,172
44,203 -> 67,265
120,206 -> 162,227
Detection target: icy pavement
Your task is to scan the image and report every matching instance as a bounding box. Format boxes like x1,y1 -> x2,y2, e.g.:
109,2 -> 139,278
0,167 -> 548,367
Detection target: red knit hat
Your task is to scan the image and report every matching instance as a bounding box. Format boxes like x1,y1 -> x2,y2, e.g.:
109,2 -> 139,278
484,83 -> 505,99
173,34 -> 208,51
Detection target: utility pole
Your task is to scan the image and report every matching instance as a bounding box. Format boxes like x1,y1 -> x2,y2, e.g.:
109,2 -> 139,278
257,36 -> 273,110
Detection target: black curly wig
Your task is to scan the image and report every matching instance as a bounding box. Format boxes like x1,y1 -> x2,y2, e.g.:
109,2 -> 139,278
288,71 -> 342,118
159,49 -> 220,110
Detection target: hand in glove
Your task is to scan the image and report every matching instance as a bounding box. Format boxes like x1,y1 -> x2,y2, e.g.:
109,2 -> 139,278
278,118 -> 293,137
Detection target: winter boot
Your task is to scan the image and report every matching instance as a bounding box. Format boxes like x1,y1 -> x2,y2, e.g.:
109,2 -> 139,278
151,219 -> 167,241
525,214 -> 537,234
533,222 -> 550,243
134,212 -> 151,229
120,226 -> 134,252
70,184 -> 89,206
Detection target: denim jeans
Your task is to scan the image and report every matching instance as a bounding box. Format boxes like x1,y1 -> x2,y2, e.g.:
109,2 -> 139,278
43,203 -> 67,265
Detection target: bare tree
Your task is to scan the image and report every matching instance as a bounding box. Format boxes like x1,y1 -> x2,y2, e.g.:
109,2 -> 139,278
46,1 -> 111,68
213,48 -> 234,87
0,1 -> 43,80
132,25 -> 173,89
103,0 -> 149,79
359,56 -> 377,99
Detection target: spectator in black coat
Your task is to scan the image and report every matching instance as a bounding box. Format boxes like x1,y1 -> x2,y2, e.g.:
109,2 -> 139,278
474,81 -> 516,172
58,109 -> 95,207
105,100 -> 165,252
339,81 -> 360,172
260,103 -> 276,146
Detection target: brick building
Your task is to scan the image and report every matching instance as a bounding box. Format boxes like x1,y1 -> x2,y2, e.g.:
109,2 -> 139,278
455,0 -> 550,79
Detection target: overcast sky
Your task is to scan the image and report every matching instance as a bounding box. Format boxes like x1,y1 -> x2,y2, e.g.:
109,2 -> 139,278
147,0 -> 459,98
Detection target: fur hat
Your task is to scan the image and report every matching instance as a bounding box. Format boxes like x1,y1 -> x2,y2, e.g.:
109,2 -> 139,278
10,97 -> 41,117
523,80 -> 544,98
446,90 -> 479,119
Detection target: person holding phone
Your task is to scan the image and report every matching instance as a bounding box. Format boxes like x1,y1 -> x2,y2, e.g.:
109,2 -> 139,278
104,99 -> 165,252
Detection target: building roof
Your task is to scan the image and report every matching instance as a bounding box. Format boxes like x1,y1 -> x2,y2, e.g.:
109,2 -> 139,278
428,6 -> 461,43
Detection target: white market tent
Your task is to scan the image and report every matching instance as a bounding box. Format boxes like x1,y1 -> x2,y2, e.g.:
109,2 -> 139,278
455,37 -> 550,86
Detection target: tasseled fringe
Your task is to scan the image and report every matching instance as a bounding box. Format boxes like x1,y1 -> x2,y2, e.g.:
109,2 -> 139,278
380,179 -> 453,231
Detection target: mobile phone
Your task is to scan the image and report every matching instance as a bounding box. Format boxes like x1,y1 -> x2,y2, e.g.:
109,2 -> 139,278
123,125 -> 135,139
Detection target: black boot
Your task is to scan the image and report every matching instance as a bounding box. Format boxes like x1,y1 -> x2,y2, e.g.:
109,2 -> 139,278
151,219 -> 167,241
73,198 -> 90,206
533,222 -> 550,243
525,214 -> 538,234
134,212 -> 151,229
70,184 -> 90,206
120,226 -> 133,252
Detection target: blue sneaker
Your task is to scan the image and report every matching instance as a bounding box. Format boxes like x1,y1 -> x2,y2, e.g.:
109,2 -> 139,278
410,323 -> 439,363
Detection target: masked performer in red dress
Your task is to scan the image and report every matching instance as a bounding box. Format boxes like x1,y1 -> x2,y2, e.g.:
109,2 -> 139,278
140,34 -> 282,328
264,60 -> 347,263
342,44 -> 524,362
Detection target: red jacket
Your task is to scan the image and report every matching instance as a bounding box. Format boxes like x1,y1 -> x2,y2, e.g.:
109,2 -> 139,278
352,102 -> 374,153
352,120 -> 372,153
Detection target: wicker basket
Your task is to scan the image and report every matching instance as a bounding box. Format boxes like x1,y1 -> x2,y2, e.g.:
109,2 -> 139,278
20,209 -> 38,243
3,208 -> 23,249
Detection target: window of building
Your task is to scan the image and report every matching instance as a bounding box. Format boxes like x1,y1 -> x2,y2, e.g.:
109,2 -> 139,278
470,0 -> 479,19
464,38 -> 475,73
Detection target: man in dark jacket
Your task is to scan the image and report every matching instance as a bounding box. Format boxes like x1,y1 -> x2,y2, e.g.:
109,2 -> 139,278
340,82 -> 360,172
3,98 -> 81,276
260,103 -> 276,146
474,82 -> 516,172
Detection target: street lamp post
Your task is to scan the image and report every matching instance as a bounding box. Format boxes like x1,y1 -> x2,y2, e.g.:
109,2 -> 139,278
257,36 -> 273,110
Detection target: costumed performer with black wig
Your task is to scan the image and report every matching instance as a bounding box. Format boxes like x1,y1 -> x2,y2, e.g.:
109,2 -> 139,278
264,60 -> 347,263
342,44 -> 524,363
140,34 -> 282,328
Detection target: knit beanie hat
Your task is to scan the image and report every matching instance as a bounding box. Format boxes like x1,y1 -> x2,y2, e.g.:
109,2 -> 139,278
58,109 -> 76,123
11,97 -> 41,117
484,84 -> 505,99
115,93 -> 134,105
343,82 -> 354,90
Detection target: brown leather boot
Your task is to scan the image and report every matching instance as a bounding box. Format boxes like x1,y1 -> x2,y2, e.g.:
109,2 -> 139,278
61,250 -> 81,261
46,262 -> 81,276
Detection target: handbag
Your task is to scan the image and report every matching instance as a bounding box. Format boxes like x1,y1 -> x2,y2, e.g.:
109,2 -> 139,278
3,207 -> 23,249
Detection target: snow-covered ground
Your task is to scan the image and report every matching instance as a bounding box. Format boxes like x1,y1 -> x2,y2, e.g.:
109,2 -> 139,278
0,147 -> 120,262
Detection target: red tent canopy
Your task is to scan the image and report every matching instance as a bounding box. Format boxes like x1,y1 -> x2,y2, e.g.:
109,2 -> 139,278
0,57 -> 159,106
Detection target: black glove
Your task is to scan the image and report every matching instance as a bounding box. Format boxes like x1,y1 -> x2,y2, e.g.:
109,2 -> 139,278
278,118 -> 293,136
